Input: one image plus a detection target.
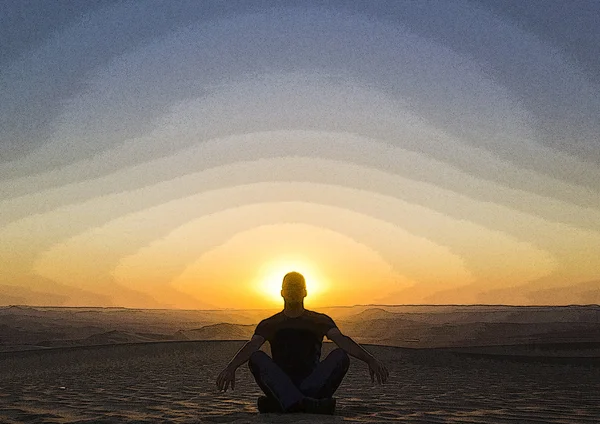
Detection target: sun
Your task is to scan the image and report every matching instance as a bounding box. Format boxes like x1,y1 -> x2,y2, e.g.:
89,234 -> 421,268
254,259 -> 327,306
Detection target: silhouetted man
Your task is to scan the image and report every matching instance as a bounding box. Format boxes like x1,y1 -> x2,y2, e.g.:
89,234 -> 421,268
216,271 -> 389,414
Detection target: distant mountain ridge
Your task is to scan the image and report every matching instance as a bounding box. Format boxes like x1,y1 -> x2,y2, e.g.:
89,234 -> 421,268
344,307 -> 401,321
1,305 -> 599,352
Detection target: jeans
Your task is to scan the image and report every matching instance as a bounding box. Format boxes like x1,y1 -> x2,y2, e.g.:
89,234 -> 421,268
248,347 -> 350,411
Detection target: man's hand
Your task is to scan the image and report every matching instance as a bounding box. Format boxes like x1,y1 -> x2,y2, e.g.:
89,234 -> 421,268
216,365 -> 236,392
368,358 -> 389,384
327,327 -> 391,384
215,335 -> 265,393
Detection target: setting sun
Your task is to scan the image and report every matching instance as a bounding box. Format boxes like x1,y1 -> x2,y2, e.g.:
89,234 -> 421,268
254,259 -> 328,306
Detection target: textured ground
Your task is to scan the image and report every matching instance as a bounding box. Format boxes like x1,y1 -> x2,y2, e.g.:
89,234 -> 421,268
0,341 -> 598,423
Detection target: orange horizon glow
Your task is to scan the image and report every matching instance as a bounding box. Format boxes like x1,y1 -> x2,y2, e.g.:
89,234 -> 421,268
2,191 -> 598,309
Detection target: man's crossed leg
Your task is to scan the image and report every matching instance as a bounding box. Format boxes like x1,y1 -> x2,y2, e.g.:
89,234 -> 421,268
248,348 -> 350,413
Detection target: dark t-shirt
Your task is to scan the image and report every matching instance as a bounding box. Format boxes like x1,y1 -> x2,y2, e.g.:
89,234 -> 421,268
254,310 -> 337,383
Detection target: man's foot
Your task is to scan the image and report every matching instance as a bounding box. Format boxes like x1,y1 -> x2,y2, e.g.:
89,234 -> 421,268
298,396 -> 336,415
257,395 -> 283,413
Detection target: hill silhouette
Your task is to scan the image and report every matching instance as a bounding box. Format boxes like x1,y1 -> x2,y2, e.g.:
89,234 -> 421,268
179,323 -> 255,340
1,304 -> 599,353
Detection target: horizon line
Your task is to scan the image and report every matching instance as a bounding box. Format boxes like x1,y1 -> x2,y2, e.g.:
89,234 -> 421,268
2,303 -> 599,311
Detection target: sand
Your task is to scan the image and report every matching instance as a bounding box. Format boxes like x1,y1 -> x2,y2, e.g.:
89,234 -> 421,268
0,341 -> 598,423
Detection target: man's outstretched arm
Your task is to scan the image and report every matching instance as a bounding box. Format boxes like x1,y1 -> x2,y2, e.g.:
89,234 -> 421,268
326,327 -> 390,384
216,334 -> 265,392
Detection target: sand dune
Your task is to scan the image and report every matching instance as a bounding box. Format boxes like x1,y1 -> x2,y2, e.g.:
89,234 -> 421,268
180,323 -> 256,341
2,305 -> 599,352
0,341 -> 598,423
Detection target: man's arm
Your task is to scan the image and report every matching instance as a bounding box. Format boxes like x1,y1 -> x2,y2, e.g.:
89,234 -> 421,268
227,334 -> 265,370
216,334 -> 265,392
326,327 -> 390,384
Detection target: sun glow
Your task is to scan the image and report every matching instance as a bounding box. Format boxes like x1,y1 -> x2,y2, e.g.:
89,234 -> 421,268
254,259 -> 328,306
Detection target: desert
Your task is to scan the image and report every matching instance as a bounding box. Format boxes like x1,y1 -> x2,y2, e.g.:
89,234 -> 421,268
2,341 -> 599,423
1,305 -> 599,423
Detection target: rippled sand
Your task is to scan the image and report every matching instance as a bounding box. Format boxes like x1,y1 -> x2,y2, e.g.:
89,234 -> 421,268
0,341 -> 598,423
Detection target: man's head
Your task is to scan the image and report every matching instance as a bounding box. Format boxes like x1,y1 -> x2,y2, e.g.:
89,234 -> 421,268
281,271 -> 307,303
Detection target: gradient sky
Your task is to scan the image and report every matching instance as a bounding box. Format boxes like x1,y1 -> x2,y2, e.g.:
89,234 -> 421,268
1,0 -> 599,309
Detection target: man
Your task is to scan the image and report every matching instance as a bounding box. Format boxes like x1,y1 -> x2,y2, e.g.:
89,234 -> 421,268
216,271 -> 390,414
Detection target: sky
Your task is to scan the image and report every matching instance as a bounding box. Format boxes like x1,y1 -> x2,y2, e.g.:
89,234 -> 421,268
1,0 -> 599,309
